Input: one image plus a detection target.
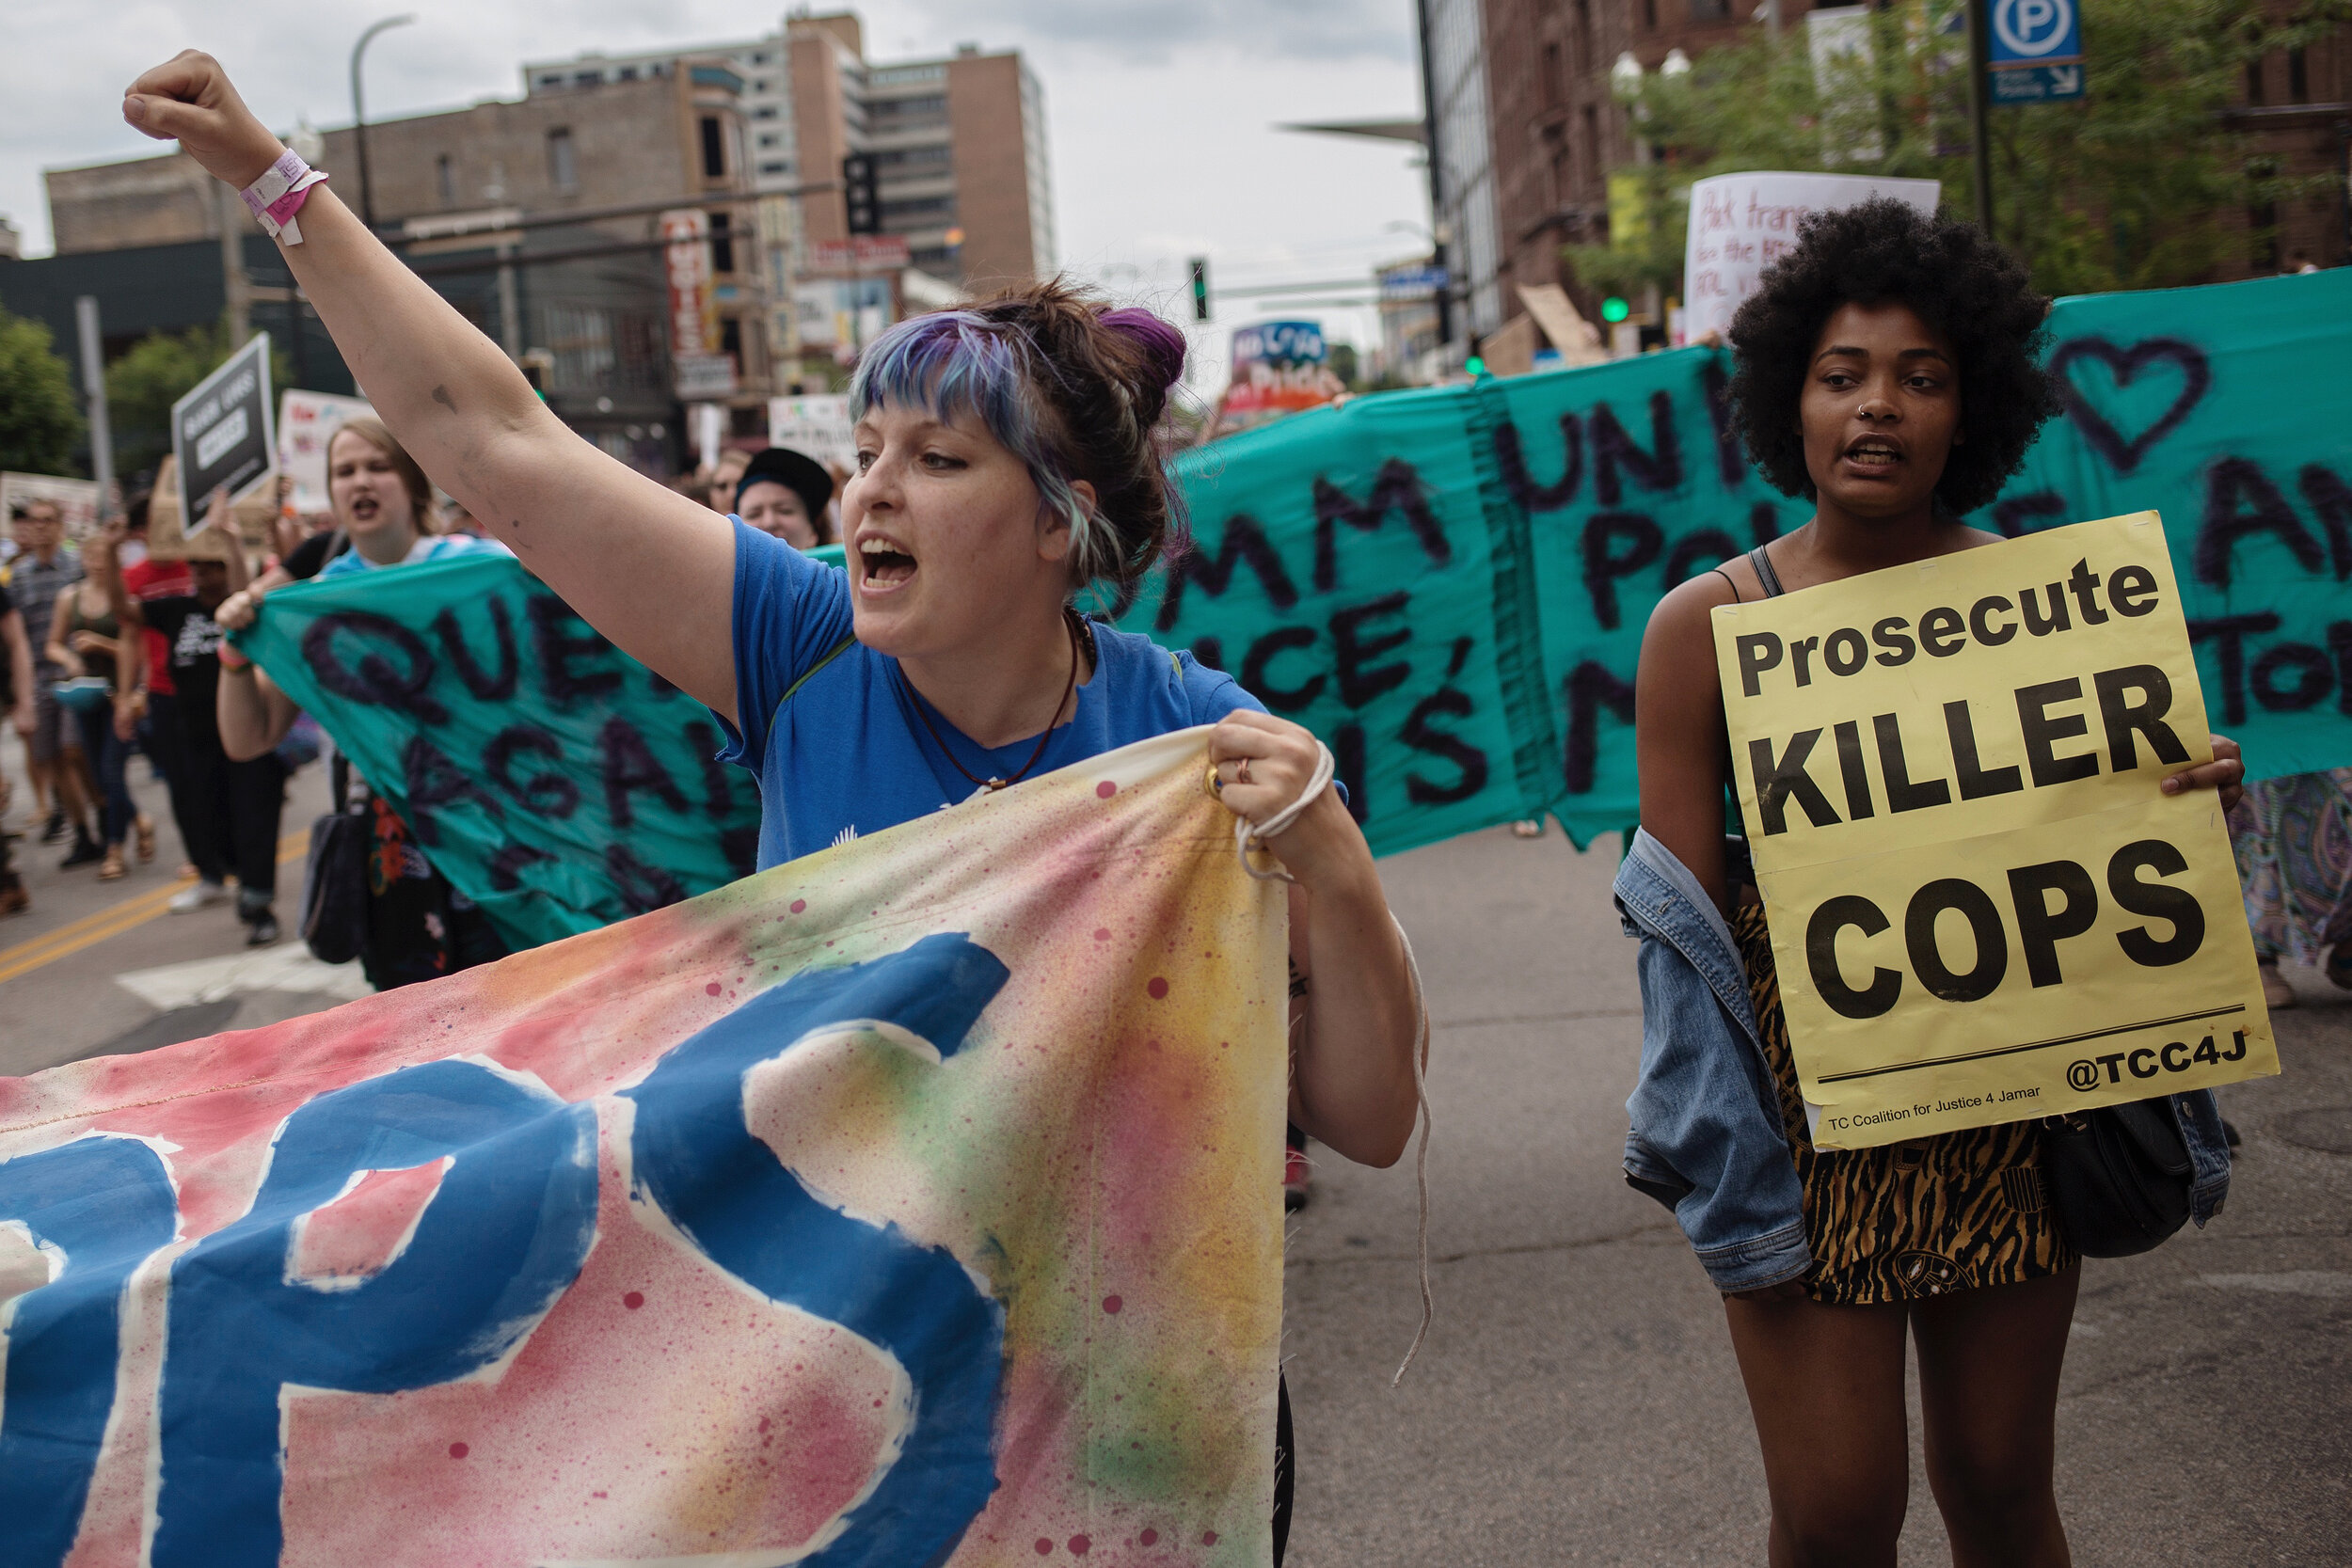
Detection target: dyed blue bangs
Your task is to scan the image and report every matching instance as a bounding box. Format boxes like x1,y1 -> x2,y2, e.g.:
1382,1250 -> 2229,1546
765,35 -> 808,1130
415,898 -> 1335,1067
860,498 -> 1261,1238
848,312 -> 1100,575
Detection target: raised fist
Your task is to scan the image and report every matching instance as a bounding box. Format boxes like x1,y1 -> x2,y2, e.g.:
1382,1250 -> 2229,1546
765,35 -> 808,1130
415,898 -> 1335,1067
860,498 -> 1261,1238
122,51 -> 283,189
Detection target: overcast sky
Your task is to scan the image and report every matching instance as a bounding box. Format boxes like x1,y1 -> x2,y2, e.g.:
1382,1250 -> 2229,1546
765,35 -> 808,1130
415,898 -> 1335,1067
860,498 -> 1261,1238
1,0 -> 1432,387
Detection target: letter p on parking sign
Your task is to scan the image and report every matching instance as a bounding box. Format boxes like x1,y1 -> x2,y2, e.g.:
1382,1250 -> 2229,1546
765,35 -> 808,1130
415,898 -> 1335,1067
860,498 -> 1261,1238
1714,513 -> 2276,1148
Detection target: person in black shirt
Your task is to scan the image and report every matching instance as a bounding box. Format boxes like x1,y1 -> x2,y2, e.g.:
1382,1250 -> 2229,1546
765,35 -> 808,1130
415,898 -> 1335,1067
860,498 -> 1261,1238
102,504 -> 287,944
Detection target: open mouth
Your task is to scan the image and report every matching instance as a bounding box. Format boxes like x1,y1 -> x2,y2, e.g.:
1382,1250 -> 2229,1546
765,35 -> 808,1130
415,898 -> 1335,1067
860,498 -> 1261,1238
1843,437 -> 1902,469
858,535 -> 917,589
348,494 -> 383,521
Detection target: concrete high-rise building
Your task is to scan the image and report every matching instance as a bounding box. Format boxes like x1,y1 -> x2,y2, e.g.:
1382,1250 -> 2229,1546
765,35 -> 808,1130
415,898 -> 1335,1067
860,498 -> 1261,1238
528,13 -> 1057,291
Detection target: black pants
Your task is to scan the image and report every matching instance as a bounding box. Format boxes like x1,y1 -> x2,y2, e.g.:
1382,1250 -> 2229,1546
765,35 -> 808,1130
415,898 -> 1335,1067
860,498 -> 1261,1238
177,721 -> 286,912
146,694 -> 205,874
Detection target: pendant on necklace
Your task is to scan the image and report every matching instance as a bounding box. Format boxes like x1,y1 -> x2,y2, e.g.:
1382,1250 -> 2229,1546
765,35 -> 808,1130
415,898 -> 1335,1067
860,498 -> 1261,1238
983,777 -> 1008,792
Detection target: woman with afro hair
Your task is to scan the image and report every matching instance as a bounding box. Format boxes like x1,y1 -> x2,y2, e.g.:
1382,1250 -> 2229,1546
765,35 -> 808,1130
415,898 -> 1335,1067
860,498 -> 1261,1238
1629,198 -> 2245,1565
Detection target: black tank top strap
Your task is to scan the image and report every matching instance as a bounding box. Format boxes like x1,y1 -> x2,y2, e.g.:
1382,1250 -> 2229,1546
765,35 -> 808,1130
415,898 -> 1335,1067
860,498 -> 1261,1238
1709,565 -> 1742,603
1747,544 -> 1787,598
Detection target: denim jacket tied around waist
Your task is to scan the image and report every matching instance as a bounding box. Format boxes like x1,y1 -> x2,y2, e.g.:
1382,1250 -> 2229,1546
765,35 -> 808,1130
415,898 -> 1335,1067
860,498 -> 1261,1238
1612,827 -> 2233,1294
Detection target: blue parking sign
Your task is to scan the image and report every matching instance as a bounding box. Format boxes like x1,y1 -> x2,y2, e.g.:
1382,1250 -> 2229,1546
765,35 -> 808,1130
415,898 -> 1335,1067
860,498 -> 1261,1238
1988,0 -> 2080,64
1987,0 -> 2084,103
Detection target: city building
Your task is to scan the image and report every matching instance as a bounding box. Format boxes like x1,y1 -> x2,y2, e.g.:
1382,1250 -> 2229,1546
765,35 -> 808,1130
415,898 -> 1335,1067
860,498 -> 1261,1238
32,58 -> 770,468
524,10 -> 1056,380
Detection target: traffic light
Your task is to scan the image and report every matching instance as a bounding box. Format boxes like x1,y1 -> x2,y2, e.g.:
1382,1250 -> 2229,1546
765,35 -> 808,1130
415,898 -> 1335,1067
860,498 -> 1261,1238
1600,295 -> 1631,324
1189,258 -> 1210,324
842,153 -> 881,236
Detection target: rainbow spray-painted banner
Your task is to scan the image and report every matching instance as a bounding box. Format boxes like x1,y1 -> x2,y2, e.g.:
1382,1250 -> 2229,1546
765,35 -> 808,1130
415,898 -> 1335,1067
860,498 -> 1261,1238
0,732 -> 1288,1568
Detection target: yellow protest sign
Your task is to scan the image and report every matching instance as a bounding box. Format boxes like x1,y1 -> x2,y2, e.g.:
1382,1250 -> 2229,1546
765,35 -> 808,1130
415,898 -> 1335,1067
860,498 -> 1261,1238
1712,513 -> 2278,1149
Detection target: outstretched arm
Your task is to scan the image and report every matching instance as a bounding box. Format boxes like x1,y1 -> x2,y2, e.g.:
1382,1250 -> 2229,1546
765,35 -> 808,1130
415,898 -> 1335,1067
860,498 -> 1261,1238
122,51 -> 740,721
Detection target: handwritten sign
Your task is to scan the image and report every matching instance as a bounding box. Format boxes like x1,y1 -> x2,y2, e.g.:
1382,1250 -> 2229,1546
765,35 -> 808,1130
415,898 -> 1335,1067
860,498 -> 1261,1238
233,555 -> 762,950
170,332 -> 275,531
0,731 -> 1286,1568
278,388 -> 375,515
1713,514 -> 2278,1147
1679,173 -> 1940,345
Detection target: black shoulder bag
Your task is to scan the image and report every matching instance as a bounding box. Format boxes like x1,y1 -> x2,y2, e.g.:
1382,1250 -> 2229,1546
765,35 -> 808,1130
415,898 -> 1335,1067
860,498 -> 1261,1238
2040,1100 -> 2194,1258
301,753 -> 372,967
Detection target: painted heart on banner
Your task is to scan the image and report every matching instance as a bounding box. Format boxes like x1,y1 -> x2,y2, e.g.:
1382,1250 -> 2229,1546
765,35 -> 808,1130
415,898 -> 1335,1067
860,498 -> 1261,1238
2048,336 -> 2213,474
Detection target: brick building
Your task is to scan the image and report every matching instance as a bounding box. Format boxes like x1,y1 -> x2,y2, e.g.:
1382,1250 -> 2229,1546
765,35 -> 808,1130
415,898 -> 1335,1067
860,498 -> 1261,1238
1446,0 -> 2348,357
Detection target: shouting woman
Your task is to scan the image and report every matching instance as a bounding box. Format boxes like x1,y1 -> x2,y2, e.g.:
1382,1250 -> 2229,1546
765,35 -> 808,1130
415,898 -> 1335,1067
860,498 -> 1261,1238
129,51 -> 1422,1560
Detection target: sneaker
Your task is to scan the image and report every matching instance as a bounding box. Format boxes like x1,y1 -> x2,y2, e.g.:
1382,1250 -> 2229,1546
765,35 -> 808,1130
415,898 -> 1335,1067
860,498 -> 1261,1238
1511,818 -> 1546,838
245,913 -> 281,947
1283,1137 -> 1311,1212
0,881 -> 28,917
59,837 -> 104,869
169,880 -> 230,914
40,812 -> 69,845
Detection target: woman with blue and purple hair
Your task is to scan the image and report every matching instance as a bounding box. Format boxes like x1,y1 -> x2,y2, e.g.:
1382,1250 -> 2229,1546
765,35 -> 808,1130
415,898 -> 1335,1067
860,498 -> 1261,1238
127,52 -> 1424,1560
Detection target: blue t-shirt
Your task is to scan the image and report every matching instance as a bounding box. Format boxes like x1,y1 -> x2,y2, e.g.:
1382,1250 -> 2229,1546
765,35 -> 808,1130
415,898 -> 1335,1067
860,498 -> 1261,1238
720,519 -> 1264,870
316,533 -> 510,578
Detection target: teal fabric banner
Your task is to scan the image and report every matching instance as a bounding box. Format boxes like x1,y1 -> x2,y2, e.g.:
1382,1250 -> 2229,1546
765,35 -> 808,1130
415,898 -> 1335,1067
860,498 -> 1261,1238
1129,268 -> 2352,854
236,557 -> 761,949
235,272 -> 2351,948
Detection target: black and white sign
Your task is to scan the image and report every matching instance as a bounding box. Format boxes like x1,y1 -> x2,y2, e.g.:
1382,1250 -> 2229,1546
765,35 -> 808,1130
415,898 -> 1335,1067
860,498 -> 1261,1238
171,332 -> 276,527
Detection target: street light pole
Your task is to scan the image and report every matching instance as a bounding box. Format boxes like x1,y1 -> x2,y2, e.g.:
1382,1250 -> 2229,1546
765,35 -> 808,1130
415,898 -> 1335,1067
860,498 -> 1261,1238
1413,0 -> 1454,353
350,14 -> 417,231
1965,0 -> 1995,236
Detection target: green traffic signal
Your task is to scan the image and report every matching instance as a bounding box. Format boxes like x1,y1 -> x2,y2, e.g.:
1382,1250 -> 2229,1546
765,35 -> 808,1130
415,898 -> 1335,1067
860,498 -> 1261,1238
1601,296 -> 1630,324
1465,356 -> 1487,377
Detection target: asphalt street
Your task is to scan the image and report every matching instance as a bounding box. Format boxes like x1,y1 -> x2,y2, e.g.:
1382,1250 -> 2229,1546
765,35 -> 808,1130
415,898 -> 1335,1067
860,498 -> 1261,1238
3,757 -> 2347,1564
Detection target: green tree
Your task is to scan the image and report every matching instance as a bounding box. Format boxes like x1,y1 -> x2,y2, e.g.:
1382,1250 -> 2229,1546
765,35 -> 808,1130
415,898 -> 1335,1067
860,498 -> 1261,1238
105,322 -> 231,481
1574,0 -> 2349,300
0,306 -> 85,476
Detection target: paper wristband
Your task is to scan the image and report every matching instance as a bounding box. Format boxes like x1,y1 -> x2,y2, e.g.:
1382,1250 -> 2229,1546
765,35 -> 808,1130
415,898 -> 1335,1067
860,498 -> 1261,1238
240,150 -> 330,245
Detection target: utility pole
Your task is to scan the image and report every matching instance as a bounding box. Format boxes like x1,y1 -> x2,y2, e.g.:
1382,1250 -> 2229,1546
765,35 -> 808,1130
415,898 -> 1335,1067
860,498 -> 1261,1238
351,14 -> 417,230
1965,0 -> 1995,235
1413,0 -> 1454,352
73,297 -> 114,505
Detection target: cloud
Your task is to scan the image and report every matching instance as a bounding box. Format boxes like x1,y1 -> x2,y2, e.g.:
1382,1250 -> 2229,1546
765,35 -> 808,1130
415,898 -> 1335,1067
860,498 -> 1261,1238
902,0 -> 1414,65
3,0 -> 1430,383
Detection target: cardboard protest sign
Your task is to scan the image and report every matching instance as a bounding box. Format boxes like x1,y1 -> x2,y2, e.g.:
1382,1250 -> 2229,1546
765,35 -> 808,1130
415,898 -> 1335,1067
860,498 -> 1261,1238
232,553 -> 761,951
170,332 -> 276,532
0,729 -> 1288,1568
768,393 -> 855,471
1680,173 -> 1939,345
278,388 -> 375,515
1713,513 -> 2278,1148
1,472 -> 102,540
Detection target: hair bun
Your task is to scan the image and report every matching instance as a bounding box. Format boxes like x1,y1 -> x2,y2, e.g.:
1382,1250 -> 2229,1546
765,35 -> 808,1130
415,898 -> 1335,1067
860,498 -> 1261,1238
1099,307 -> 1188,395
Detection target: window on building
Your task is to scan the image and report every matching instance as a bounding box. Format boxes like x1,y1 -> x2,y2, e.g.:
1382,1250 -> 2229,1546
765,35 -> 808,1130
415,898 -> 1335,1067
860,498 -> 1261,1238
436,154 -> 455,207
710,211 -> 736,273
1690,0 -> 1732,19
754,105 -> 779,119
758,132 -> 780,148
1581,104 -> 1601,188
1574,0 -> 1593,71
759,161 -> 790,176
1643,0 -> 1659,29
2245,57 -> 2266,105
537,73 -> 563,89
751,52 -> 771,65
720,316 -> 744,373
2287,47 -> 2308,103
575,71 -> 601,87
1544,42 -> 1562,107
754,79 -> 769,93
548,129 -> 577,191
618,66 -> 638,81
700,116 -> 727,179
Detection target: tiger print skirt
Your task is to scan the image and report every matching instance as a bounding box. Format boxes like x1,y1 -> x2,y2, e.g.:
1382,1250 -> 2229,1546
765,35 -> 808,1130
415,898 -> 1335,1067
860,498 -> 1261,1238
1733,901 -> 2075,1305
